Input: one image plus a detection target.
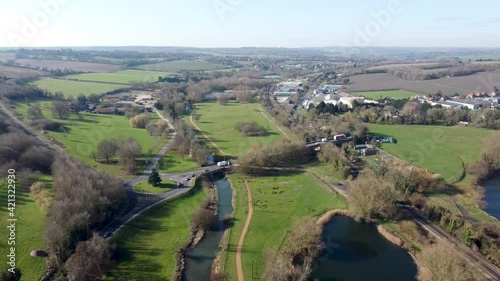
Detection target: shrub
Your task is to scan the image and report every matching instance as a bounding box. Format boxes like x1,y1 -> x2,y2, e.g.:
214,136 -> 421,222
129,114 -> 149,128
234,122 -> 268,136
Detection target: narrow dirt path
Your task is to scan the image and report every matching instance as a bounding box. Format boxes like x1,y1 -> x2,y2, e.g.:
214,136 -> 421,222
236,179 -> 254,281
189,112 -> 231,156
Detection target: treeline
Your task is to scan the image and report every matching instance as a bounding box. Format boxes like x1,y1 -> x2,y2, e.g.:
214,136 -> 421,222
46,154 -> 126,279
363,63 -> 500,80
0,124 -> 54,176
172,120 -> 211,166
353,101 -> 500,129
237,140 -> 312,175
291,114 -> 368,144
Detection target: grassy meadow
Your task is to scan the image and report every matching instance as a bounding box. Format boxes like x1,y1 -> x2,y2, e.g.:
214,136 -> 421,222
183,101 -> 292,156
31,78 -> 126,97
157,151 -> 199,174
14,101 -> 165,176
223,172 -> 347,280
107,184 -> 206,281
367,124 -> 495,182
0,177 -> 53,280
354,90 -> 421,99
139,60 -> 228,72
65,70 -> 174,84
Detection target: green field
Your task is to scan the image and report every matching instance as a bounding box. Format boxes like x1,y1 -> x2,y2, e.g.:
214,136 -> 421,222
367,124 -> 495,182
31,78 -> 126,97
65,70 -> 174,84
132,180 -> 175,194
14,101 -> 164,176
223,172 -> 347,280
139,60 -> 228,72
183,102 -> 292,155
354,90 -> 421,99
0,177 -> 52,280
158,151 -> 199,173
108,184 -> 206,281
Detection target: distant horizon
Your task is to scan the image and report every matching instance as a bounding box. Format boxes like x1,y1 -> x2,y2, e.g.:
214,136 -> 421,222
2,0 -> 500,48
1,45 -> 500,50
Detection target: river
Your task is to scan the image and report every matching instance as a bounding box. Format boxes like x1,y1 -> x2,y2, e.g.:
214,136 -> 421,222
309,216 -> 418,281
181,177 -> 233,281
484,176 -> 500,220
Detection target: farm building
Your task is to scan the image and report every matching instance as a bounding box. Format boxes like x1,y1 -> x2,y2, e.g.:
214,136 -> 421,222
93,108 -> 116,114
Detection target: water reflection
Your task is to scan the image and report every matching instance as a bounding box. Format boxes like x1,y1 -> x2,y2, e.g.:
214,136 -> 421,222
310,216 -> 417,281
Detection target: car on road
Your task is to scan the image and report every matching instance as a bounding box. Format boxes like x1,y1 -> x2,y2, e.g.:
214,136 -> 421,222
102,232 -> 111,238
184,178 -> 190,181
203,169 -> 209,173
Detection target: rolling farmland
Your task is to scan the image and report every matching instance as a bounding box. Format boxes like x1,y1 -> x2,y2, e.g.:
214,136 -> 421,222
31,78 -> 126,97
354,90 -> 420,99
139,60 -> 228,72
65,70 -> 174,84
348,72 -> 500,96
14,59 -> 120,72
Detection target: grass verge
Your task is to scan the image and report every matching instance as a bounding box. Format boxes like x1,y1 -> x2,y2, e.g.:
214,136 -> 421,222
107,183 -> 206,281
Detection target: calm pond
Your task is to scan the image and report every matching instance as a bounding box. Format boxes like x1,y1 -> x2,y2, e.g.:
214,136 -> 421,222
182,177 -> 233,281
484,176 -> 500,220
309,216 -> 418,281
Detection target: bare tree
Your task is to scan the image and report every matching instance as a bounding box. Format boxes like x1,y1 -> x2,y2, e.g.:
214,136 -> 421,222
416,242 -> 485,281
218,94 -> 228,105
27,103 -> 44,121
191,141 -> 210,166
52,101 -> 70,120
347,171 -> 398,220
97,139 -> 118,163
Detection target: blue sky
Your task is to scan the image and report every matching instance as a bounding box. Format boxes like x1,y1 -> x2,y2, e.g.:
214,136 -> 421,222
1,0 -> 500,48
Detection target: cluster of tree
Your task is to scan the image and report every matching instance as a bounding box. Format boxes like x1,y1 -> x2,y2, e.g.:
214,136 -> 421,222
26,103 -> 63,131
146,120 -> 171,137
234,122 -> 269,136
416,242 -> 485,281
262,217 -> 323,281
348,157 -> 447,221
353,101 -> 500,129
46,154 -> 126,274
0,129 -> 54,174
91,138 -> 142,174
190,140 -> 211,166
317,143 -> 349,177
365,157 -> 500,267
291,114 -> 367,144
157,75 -> 187,83
58,234 -> 116,281
190,198 -> 218,230
363,63 -> 498,81
172,120 -> 195,155
237,140 -> 312,175
154,86 -> 191,119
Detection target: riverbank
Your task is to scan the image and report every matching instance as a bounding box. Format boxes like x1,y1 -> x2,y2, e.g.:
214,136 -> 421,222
174,180 -> 218,280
